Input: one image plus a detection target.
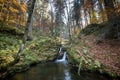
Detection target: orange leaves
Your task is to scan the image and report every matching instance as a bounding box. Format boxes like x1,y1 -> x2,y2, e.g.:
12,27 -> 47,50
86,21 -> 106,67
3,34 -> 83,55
0,0 -> 27,13
9,6 -> 19,13
20,4 -> 27,13
11,0 -> 27,13
12,0 -> 20,5
0,0 -> 27,26
0,0 -> 5,4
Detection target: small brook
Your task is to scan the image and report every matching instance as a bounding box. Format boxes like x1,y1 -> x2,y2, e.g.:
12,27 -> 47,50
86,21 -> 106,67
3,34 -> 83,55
9,50 -> 109,80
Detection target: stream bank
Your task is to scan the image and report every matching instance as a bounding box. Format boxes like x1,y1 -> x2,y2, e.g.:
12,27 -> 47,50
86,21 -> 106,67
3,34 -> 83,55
0,30 -> 60,79
67,23 -> 120,79
1,23 -> 120,80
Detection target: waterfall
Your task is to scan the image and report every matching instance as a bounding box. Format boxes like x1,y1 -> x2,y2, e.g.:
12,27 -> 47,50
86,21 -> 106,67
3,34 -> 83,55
55,52 -> 67,62
59,47 -> 62,53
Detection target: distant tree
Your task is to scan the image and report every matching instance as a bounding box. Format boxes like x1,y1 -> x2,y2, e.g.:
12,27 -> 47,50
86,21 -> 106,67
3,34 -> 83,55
24,0 -> 36,42
73,0 -> 81,28
104,0 -> 116,21
53,0 -> 65,37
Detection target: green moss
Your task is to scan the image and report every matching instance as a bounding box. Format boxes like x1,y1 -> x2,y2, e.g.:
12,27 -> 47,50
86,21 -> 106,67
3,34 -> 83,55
68,45 -> 101,75
0,27 -> 59,75
0,33 -> 22,68
80,20 -> 120,39
80,23 -> 101,35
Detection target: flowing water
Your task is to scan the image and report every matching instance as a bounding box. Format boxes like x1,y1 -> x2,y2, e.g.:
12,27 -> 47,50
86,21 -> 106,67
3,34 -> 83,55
9,61 -> 109,80
9,61 -> 71,80
55,52 -> 67,62
9,51 -> 109,80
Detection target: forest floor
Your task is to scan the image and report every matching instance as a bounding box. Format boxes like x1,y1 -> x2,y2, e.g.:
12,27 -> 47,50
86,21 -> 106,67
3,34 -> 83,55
85,35 -> 120,76
69,23 -> 120,77
74,34 -> 120,76
0,28 -> 58,79
0,23 -> 120,79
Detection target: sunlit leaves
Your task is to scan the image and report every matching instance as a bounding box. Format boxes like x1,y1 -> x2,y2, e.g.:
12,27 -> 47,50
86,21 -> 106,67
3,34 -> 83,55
0,0 -> 27,26
9,6 -> 19,13
0,0 -> 3,3
20,4 -> 27,12
0,32 -> 22,67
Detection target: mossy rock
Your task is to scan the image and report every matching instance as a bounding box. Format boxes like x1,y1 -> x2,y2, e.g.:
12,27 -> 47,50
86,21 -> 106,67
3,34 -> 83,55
80,23 -> 101,35
80,20 -> 120,39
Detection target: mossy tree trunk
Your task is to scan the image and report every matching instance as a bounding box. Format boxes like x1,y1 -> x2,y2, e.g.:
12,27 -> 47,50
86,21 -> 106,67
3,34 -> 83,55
24,0 -> 36,42
12,0 -> 36,67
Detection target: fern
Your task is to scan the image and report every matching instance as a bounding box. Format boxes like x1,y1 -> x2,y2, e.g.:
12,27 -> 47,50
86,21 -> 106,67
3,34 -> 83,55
78,56 -> 84,75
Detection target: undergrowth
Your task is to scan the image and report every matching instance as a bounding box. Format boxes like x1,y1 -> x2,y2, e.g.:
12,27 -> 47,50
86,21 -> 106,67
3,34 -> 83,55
0,27 -> 58,72
80,19 -> 120,40
68,38 -> 101,75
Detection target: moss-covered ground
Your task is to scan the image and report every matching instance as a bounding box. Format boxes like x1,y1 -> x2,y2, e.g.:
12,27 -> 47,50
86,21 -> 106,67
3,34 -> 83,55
0,27 -> 59,78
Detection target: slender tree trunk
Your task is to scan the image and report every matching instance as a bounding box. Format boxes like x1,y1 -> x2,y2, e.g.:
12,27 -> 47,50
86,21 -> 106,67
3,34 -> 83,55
24,0 -> 36,42
98,0 -> 105,22
11,0 -> 36,68
64,0 -> 71,40
104,0 -> 115,21
84,9 -> 89,26
49,0 -> 54,36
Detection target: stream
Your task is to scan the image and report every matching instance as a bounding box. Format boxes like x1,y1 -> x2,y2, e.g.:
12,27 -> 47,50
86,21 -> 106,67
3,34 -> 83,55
8,47 -> 109,80
9,61 -> 71,80
9,61 -> 109,80
8,48 -> 109,80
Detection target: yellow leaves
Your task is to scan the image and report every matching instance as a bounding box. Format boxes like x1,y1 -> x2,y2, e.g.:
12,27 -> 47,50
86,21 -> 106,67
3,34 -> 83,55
12,0 -> 20,6
12,0 -> 27,12
11,0 -> 27,13
2,7 -> 7,11
20,4 -> 27,12
0,0 -> 5,3
0,0 -> 27,13
0,0 -> 27,27
9,19 -> 16,24
7,56 -> 15,62
9,6 -> 19,13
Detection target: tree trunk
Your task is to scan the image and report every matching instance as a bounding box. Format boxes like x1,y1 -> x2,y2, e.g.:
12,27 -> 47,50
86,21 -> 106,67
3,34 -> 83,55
49,0 -> 54,36
98,0 -> 105,22
64,0 -> 71,40
104,0 -> 115,21
24,0 -> 36,42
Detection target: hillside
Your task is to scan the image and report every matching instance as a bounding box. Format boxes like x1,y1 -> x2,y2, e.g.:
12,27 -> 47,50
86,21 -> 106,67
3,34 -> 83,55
69,22 -> 120,77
